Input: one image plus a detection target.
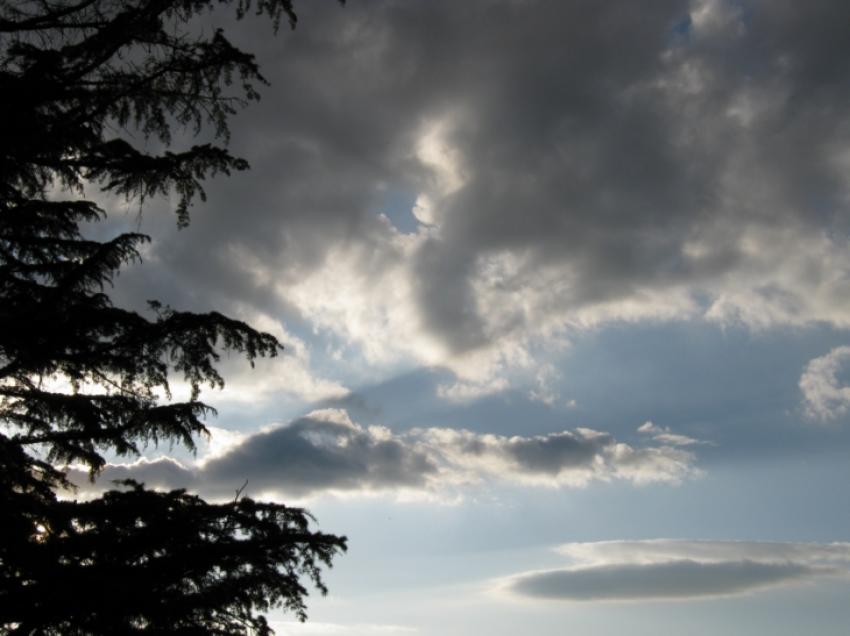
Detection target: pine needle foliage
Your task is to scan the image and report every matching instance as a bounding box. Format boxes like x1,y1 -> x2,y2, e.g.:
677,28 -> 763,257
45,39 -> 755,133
0,2 -> 347,633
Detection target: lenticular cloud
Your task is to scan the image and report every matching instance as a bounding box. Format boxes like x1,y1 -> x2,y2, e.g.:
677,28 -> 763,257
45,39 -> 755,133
506,540 -> 850,601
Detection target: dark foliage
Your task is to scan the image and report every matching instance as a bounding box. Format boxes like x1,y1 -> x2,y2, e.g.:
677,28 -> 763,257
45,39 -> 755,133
0,1 -> 346,633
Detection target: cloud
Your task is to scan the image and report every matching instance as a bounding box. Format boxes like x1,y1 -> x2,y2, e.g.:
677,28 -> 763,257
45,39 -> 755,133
269,622 -> 417,636
106,0 -> 850,399
197,310 -> 350,405
417,426 -> 698,488
553,539 -> 850,566
637,421 -> 711,447
195,426 -> 248,466
126,306 -> 350,408
512,560 -> 818,602
800,346 -> 850,421
506,539 -> 850,602
72,411 -> 700,500
436,377 -> 509,403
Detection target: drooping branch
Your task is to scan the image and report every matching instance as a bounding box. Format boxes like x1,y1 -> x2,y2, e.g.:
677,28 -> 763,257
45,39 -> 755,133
1,2 -> 347,633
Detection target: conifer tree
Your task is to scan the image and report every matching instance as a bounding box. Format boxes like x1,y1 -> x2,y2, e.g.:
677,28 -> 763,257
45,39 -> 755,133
0,2 -> 346,633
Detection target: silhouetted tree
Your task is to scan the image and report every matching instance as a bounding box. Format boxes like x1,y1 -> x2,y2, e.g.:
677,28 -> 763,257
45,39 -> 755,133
0,1 -> 346,633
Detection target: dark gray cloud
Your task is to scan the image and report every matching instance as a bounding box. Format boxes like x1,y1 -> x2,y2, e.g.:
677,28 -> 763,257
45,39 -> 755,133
502,430 -> 609,474
72,411 -> 698,499
511,560 -> 822,601
77,456 -> 193,492
99,0 -> 850,398
202,411 -> 435,495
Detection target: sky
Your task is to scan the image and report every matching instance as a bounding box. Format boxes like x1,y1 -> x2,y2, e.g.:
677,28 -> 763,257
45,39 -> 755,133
85,0 -> 850,633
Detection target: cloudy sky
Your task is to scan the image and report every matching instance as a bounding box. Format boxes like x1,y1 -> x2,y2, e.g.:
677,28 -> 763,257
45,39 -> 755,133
92,0 -> 850,633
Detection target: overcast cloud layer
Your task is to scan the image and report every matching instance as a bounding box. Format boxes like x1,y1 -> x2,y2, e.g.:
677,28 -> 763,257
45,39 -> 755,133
506,540 -> 850,601
108,0 -> 850,404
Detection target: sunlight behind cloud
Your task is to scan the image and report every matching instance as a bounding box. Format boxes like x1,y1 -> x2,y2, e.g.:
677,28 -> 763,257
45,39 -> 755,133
72,411 -> 702,501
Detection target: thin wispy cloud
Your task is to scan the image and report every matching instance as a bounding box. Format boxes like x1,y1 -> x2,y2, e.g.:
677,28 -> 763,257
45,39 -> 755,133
637,421 -> 712,447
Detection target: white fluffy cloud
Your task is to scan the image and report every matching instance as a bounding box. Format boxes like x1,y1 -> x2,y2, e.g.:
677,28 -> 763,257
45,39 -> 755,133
800,346 -> 850,421
71,410 -> 700,500
505,539 -> 850,602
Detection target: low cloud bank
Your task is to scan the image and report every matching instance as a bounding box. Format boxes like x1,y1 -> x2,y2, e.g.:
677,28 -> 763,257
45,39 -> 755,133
70,411 -> 699,500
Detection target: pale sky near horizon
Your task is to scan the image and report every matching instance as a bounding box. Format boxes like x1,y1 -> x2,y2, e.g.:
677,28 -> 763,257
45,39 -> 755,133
89,0 -> 850,632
